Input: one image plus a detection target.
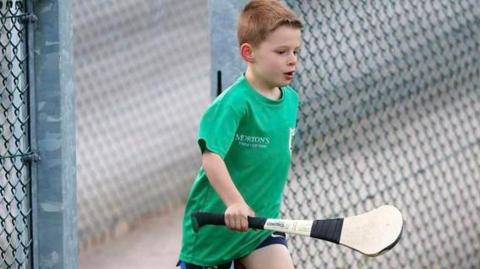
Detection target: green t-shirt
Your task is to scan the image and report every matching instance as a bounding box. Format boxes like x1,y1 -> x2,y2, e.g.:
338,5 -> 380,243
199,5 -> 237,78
179,74 -> 299,266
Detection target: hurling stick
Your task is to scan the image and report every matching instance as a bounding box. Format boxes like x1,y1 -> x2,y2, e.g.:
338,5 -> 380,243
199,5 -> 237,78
192,205 -> 403,256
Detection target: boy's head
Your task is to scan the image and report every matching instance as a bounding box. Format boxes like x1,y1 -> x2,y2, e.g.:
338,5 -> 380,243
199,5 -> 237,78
238,0 -> 303,89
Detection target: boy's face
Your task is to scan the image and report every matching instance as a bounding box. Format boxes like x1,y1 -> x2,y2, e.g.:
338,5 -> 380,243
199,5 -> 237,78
250,26 -> 302,88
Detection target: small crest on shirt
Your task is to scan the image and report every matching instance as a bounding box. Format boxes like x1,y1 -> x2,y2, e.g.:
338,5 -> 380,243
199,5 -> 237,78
289,128 -> 296,154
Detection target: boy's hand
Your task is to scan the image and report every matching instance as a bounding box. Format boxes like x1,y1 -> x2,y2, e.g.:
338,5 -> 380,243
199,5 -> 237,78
225,202 -> 255,232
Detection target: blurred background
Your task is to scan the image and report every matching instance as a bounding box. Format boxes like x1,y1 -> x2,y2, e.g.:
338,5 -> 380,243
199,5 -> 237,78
75,0 -> 208,247
74,0 -> 480,268
35,0 -> 480,268
74,0 -> 209,267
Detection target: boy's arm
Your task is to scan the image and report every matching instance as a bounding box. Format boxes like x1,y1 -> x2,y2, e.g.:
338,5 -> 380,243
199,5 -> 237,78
202,150 -> 254,232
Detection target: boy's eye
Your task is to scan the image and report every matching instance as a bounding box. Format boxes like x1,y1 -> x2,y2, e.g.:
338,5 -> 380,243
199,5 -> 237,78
276,49 -> 300,55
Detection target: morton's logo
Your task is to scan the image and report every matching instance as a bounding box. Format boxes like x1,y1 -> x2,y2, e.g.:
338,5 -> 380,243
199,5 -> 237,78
235,134 -> 271,148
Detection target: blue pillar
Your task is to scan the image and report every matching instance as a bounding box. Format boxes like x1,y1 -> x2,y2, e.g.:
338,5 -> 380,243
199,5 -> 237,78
208,0 -> 247,98
30,0 -> 77,268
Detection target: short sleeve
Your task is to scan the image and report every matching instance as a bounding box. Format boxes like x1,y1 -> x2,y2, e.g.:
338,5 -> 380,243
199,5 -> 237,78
197,94 -> 244,158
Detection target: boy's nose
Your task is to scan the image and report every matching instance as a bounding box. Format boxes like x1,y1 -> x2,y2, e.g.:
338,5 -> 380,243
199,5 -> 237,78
288,55 -> 297,66
288,52 -> 297,65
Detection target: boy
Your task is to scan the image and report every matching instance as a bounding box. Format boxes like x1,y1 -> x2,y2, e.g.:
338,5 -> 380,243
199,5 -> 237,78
177,0 -> 302,268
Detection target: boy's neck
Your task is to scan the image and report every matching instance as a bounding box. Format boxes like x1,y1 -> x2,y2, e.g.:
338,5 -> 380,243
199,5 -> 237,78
245,68 -> 281,100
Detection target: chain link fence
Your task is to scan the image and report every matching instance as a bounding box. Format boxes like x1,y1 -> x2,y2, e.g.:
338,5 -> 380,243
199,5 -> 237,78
0,0 -> 32,268
282,0 -> 480,268
74,0 -> 209,248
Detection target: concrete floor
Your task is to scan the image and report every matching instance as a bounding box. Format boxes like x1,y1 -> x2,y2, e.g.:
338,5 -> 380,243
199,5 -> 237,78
79,205 -> 184,269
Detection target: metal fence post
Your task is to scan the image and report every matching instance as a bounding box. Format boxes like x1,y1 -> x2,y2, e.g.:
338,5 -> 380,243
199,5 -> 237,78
30,0 -> 77,268
208,0 -> 247,98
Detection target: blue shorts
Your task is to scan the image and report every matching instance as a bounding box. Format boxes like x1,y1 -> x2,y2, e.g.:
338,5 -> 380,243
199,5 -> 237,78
177,232 -> 287,269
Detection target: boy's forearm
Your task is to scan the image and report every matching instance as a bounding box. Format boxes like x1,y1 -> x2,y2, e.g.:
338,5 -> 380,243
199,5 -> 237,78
202,151 -> 245,207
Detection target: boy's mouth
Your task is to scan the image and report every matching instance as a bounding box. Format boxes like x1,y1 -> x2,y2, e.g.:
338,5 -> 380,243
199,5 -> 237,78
284,71 -> 295,80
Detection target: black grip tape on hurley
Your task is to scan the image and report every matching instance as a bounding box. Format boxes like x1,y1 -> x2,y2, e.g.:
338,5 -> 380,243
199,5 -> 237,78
192,211 -> 267,232
310,218 -> 344,243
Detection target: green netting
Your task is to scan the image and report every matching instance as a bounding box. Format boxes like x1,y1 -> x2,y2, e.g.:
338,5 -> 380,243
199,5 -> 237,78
281,1 -> 480,268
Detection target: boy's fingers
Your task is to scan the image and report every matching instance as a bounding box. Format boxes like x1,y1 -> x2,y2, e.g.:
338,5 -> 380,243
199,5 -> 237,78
228,213 -> 239,231
238,215 -> 247,231
231,216 -> 238,230
242,217 -> 248,231
225,207 -> 252,231
240,218 -> 244,230
233,214 -> 245,231
232,216 -> 239,230
226,214 -> 234,229
236,215 -> 243,231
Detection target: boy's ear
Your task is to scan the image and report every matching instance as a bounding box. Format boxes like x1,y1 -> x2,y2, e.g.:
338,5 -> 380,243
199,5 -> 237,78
240,43 -> 255,63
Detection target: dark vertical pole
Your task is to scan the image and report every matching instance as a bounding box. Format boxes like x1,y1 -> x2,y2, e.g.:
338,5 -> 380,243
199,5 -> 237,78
217,70 -> 222,96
